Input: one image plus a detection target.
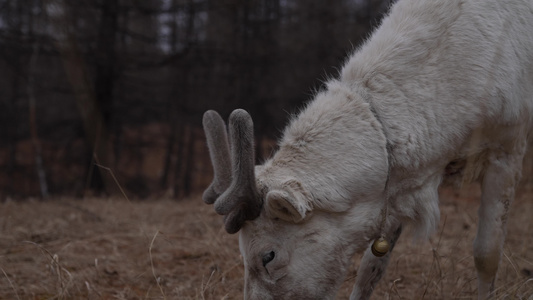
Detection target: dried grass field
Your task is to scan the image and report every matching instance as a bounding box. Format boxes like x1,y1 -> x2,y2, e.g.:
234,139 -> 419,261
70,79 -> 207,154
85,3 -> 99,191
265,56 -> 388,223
0,185 -> 532,299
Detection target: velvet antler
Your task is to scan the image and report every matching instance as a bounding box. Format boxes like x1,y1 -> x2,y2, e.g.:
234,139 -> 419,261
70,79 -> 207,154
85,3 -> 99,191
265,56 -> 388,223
202,110 -> 232,204
202,109 -> 262,233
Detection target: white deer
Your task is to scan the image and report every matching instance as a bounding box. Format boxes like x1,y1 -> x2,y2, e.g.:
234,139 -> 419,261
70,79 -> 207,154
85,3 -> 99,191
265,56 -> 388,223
202,0 -> 533,299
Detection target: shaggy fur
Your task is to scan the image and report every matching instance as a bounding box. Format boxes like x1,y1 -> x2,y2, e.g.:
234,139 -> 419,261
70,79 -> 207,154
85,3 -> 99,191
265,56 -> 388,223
202,0 -> 533,299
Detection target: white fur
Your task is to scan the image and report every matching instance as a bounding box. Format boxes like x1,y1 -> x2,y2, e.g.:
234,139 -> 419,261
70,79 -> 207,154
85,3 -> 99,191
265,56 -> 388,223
232,0 -> 533,299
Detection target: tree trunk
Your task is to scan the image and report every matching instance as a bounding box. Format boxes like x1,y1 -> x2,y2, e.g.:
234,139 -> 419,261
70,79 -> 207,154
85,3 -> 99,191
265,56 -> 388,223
46,0 -> 119,196
27,41 -> 49,199
182,126 -> 196,197
173,122 -> 187,198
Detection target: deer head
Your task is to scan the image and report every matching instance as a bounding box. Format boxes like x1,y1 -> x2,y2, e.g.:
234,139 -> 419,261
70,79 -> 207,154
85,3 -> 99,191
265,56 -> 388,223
202,103 -> 390,299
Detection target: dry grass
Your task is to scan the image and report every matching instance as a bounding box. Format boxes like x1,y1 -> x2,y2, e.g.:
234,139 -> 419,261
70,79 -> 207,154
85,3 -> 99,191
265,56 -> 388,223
0,185 -> 532,299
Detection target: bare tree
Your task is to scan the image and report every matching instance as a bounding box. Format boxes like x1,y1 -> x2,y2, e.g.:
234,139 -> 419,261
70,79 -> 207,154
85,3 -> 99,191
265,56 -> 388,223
27,9 -> 49,198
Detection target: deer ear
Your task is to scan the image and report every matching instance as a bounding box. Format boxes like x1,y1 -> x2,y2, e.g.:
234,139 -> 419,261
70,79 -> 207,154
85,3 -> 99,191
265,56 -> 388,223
266,179 -> 312,223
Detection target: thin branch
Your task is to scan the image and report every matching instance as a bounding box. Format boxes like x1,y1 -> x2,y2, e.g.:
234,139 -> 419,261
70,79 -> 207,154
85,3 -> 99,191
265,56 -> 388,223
94,162 -> 130,202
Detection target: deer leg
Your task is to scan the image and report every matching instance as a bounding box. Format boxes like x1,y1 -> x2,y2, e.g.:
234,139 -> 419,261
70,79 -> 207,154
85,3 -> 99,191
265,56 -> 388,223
474,148 -> 524,299
350,224 -> 402,300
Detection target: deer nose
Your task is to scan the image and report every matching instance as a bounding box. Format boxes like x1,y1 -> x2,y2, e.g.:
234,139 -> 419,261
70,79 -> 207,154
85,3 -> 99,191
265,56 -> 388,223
262,251 -> 276,267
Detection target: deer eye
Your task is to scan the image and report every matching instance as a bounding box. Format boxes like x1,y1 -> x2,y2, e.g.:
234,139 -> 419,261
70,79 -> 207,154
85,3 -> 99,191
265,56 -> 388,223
262,251 -> 276,267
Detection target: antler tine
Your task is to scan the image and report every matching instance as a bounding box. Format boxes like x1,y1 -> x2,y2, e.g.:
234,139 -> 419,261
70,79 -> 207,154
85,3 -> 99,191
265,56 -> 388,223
215,109 -> 262,234
202,110 -> 232,204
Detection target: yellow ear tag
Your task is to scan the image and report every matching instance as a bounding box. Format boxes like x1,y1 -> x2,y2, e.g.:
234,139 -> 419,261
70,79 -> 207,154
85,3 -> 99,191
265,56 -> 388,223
371,237 -> 390,257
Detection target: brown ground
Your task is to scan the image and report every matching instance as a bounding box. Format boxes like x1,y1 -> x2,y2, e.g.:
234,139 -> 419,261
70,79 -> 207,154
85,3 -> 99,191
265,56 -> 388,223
0,185 -> 532,299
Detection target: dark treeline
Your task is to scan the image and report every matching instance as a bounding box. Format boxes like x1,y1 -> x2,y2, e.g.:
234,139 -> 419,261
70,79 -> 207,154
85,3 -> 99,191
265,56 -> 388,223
0,0 -> 392,199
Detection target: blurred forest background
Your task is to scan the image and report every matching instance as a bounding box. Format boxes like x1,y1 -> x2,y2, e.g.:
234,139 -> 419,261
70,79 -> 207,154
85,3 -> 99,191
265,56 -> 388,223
0,0 -> 394,199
